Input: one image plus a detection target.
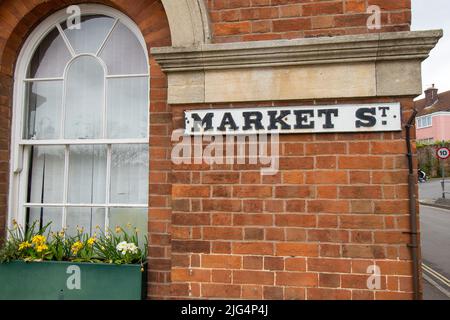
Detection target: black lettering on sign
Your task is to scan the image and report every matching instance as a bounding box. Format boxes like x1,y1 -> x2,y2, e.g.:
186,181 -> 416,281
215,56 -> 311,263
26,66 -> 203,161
218,112 -> 239,131
378,106 -> 390,117
355,108 -> 377,128
243,112 -> 264,131
318,109 -> 339,129
191,113 -> 214,132
268,110 -> 291,130
378,106 -> 390,125
293,110 -> 315,129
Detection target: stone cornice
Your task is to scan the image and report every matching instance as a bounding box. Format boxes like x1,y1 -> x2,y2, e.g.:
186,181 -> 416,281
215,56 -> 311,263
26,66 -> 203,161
152,30 -> 443,72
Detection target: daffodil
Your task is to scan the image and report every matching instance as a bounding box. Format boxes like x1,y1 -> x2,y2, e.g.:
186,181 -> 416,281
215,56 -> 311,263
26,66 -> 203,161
36,244 -> 48,253
18,241 -> 32,251
31,235 -> 46,246
87,237 -> 96,247
71,241 -> 84,255
115,226 -> 122,233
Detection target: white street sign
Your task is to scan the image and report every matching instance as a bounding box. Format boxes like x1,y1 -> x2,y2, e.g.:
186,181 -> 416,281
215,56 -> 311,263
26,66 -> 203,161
185,103 -> 402,136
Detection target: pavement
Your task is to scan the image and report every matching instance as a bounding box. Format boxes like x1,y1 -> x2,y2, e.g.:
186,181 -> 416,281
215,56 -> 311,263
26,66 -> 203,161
419,178 -> 450,209
419,179 -> 450,300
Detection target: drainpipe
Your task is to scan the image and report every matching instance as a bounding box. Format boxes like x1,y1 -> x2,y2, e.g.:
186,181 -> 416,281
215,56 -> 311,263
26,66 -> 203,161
405,109 -> 421,300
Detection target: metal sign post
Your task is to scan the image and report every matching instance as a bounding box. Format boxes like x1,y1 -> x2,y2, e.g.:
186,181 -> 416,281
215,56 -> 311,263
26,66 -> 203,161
436,147 -> 450,199
442,160 -> 446,199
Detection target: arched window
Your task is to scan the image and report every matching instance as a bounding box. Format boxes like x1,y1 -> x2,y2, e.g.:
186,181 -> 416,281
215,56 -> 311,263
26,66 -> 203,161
10,5 -> 149,236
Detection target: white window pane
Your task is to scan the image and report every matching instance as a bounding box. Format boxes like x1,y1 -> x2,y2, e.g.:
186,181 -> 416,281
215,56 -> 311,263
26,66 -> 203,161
65,56 -> 104,139
66,208 -> 105,237
110,145 -> 148,205
28,28 -> 72,78
29,146 -> 65,204
99,22 -> 147,75
107,77 -> 148,139
109,208 -> 148,247
27,207 -> 63,231
68,145 -> 107,204
25,81 -> 63,140
61,15 -> 115,54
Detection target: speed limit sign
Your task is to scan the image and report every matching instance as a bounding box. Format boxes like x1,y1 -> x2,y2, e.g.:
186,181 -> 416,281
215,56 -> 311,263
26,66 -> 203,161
436,147 -> 450,160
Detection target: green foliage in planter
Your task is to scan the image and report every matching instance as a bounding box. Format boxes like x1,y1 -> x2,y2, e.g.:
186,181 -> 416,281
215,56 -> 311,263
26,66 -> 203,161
0,221 -> 147,266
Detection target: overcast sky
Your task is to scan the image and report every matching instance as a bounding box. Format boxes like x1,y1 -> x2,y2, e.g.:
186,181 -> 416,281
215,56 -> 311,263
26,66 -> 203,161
412,0 -> 450,99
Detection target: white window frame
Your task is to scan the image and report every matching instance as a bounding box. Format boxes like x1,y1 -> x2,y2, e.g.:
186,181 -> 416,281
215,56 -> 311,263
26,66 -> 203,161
417,115 -> 432,129
8,4 -> 150,231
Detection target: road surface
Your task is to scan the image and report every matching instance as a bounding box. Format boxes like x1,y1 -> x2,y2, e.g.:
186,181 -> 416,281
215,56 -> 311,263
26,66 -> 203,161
420,205 -> 450,299
419,180 -> 450,300
419,178 -> 449,200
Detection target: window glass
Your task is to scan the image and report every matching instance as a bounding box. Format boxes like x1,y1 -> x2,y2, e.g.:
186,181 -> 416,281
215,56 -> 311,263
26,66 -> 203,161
61,15 -> 115,54
99,22 -> 148,75
66,208 -> 105,237
68,145 -> 107,204
29,146 -> 65,204
65,56 -> 104,139
25,81 -> 63,140
110,145 -> 148,205
28,207 -> 63,231
28,28 -> 72,78
107,77 -> 148,139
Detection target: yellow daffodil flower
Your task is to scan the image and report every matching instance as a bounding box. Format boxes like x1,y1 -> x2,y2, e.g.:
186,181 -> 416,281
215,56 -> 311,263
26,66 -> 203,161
18,241 -> 32,251
36,244 -> 48,253
71,241 -> 84,254
31,235 -> 46,246
87,237 -> 96,247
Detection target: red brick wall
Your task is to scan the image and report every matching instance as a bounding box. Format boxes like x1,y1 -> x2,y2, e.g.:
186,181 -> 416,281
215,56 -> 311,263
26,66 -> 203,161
169,98 -> 417,300
0,73 -> 11,242
207,0 -> 411,42
0,0 -> 419,300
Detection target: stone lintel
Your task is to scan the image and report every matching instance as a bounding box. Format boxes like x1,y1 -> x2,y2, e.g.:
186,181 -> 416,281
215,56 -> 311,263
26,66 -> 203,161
152,30 -> 443,104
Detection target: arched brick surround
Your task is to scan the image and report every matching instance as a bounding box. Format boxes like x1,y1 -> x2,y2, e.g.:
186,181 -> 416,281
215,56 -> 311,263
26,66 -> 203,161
0,0 -> 173,299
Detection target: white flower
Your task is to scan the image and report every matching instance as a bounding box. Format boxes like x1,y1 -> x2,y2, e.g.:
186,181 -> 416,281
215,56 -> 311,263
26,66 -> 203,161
116,241 -> 128,252
116,241 -> 139,255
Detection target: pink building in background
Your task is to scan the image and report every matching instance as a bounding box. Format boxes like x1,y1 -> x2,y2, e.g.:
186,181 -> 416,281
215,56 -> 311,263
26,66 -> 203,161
415,86 -> 450,143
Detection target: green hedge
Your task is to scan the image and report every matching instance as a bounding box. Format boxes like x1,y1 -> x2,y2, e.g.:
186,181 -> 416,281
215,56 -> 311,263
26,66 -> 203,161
417,141 -> 450,178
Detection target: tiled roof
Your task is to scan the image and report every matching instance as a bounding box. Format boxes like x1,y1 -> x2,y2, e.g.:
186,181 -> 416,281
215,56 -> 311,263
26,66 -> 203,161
415,90 -> 450,116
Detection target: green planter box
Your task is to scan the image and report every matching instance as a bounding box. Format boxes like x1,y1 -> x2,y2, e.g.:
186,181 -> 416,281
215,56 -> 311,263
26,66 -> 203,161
0,261 -> 147,300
